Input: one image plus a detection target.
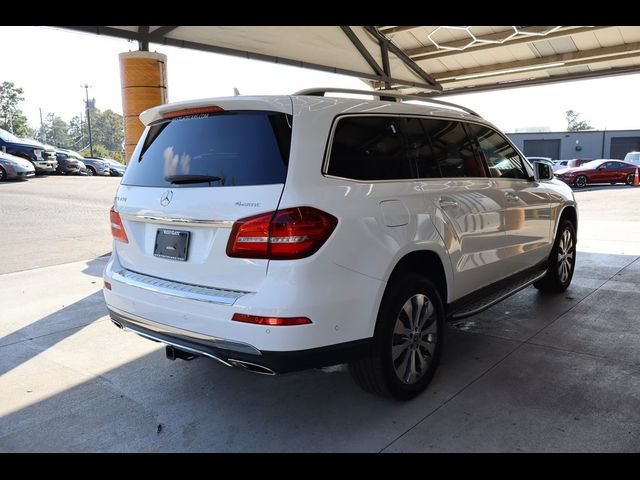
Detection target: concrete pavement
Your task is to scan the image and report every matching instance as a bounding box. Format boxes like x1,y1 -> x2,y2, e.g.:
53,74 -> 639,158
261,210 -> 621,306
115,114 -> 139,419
0,250 -> 638,452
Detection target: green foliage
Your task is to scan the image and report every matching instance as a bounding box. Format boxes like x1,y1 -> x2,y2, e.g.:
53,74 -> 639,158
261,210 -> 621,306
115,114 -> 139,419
0,81 -> 29,136
0,81 -> 125,158
90,109 -> 124,152
80,143 -> 110,158
41,113 -> 71,147
566,110 -> 592,132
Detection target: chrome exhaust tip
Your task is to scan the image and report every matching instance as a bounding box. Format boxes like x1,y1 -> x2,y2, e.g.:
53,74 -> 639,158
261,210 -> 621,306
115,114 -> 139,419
228,359 -> 276,376
111,319 -> 124,329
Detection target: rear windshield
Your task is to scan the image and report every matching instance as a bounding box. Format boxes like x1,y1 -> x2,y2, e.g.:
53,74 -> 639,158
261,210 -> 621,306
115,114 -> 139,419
122,111 -> 292,188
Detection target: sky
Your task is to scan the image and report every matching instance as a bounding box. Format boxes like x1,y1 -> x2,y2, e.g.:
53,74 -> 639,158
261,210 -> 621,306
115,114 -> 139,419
1,25 -> 639,134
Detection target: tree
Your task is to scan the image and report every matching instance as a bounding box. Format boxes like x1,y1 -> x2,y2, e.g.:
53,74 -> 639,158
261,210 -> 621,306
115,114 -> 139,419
566,110 -> 592,131
0,81 -> 30,136
41,113 -> 71,147
90,109 -> 124,152
68,115 -> 86,150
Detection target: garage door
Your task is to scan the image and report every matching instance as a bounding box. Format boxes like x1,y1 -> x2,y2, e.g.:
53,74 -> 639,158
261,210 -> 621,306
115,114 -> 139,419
523,139 -> 561,160
610,137 -> 640,160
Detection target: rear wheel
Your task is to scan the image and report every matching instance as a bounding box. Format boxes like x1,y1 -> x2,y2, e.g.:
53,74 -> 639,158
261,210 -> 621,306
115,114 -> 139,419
626,173 -> 635,186
0,166 -> 6,181
349,274 -> 444,400
534,219 -> 576,293
574,175 -> 587,188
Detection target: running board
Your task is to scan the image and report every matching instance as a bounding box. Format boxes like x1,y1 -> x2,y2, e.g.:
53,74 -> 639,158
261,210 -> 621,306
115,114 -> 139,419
448,269 -> 547,320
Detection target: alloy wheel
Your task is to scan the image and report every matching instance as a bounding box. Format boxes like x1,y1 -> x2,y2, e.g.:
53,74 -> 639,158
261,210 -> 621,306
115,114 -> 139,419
575,175 -> 587,188
557,228 -> 574,284
392,294 -> 437,384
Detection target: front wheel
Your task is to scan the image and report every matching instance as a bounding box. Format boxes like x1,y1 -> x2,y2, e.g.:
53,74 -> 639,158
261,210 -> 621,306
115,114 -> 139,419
534,219 -> 576,293
574,175 -> 588,188
86,167 -> 95,176
0,166 -> 6,181
349,274 -> 444,400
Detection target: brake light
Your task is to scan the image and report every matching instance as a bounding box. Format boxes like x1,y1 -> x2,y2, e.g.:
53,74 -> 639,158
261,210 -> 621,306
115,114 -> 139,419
226,207 -> 337,260
232,313 -> 311,326
110,206 -> 129,243
162,105 -> 224,119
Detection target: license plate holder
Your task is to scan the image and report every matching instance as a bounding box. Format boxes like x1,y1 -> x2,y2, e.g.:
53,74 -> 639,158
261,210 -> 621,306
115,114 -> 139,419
154,229 -> 190,261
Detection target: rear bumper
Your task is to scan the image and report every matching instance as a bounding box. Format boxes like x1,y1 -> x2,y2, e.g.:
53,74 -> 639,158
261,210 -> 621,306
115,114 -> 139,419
108,306 -> 372,373
103,248 -> 382,364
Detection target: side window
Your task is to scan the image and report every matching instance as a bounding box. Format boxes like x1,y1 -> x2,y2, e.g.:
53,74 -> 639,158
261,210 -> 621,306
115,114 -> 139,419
327,116 -> 413,181
402,117 -> 441,179
427,120 -> 486,178
467,123 -> 529,180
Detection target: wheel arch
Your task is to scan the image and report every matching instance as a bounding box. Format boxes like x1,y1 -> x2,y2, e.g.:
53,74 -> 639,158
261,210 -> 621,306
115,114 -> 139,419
557,205 -> 578,240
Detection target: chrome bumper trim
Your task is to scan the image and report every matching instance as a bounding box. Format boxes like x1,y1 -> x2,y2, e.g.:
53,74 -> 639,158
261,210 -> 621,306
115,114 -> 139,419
120,213 -> 234,229
108,305 -> 262,356
111,268 -> 248,306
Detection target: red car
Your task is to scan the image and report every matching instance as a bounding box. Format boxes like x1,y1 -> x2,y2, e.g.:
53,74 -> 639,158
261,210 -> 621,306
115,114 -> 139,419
555,159 -> 639,188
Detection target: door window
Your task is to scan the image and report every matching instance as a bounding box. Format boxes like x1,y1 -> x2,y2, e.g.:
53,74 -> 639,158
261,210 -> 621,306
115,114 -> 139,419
467,123 -> 529,180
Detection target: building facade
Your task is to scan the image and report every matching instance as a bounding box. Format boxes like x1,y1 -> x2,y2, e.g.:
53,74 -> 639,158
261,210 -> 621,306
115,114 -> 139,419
506,129 -> 640,161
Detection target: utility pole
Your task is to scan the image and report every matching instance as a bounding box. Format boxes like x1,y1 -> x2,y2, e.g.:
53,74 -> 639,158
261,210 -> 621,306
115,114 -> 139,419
39,108 -> 46,143
81,84 -> 94,156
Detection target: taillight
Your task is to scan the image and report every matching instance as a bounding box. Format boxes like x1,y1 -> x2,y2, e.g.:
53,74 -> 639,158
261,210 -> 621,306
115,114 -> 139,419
110,206 -> 129,243
226,206 -> 338,260
162,105 -> 224,119
232,313 -> 311,326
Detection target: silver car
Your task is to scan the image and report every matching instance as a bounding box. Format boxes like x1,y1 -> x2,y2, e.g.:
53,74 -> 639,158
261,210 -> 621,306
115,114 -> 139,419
0,151 -> 35,180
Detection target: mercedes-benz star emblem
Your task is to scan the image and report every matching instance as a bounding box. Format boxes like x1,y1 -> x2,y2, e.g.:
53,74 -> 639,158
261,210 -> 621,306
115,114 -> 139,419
160,190 -> 173,207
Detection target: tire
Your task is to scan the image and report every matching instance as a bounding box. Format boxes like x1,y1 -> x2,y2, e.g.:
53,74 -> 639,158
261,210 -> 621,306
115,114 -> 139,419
626,173 -> 635,186
574,175 -> 587,188
0,166 -> 6,181
349,274 -> 444,400
534,219 -> 576,293
86,167 -> 95,176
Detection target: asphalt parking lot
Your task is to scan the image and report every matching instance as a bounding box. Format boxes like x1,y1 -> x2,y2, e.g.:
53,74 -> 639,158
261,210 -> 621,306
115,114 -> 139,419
1,177 -> 639,452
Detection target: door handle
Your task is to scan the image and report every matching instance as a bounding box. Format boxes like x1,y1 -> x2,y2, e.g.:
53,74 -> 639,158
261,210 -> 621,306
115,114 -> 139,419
504,191 -> 520,202
438,199 -> 459,208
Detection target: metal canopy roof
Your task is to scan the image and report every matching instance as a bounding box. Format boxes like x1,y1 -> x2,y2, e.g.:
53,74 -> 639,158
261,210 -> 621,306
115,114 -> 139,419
60,26 -> 640,96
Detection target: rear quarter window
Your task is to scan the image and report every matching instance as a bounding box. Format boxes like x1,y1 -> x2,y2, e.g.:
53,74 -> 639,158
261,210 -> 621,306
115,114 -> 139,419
123,111 -> 292,188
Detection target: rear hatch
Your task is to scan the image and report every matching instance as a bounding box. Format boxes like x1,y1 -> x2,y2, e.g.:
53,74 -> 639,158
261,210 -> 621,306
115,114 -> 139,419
114,98 -> 293,292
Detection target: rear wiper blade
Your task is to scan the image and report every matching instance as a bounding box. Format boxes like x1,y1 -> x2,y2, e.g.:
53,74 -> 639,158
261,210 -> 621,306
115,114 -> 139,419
165,174 -> 224,185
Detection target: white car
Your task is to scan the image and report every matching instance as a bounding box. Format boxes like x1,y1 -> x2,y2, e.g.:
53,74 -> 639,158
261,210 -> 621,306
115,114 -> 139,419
104,88 -> 578,400
624,151 -> 640,166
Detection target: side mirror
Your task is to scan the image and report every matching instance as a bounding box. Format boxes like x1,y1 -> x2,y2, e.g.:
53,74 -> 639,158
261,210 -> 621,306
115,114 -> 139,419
1,146 -> 6,153
533,159 -> 554,182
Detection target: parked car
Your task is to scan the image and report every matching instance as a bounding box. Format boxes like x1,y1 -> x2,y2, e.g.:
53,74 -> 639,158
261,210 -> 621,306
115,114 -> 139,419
623,151 -> 640,166
80,156 -> 111,176
0,151 -> 36,180
564,158 -> 593,168
55,149 -> 88,175
86,156 -> 125,176
555,159 -> 638,187
0,128 -> 57,174
104,88 -> 577,400
553,160 -> 569,171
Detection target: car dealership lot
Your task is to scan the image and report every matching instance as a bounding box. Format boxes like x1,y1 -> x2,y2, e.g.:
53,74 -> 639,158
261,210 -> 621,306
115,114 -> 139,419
1,178 -> 639,452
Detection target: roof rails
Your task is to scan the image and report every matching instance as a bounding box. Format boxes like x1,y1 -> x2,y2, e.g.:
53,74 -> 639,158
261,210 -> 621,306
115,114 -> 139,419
293,88 -> 481,118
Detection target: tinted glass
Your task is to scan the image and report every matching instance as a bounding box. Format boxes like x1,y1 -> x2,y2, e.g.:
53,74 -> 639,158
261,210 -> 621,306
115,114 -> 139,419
327,116 -> 413,181
429,120 -> 484,178
122,111 -> 291,188
403,117 -> 441,179
467,123 -> 528,180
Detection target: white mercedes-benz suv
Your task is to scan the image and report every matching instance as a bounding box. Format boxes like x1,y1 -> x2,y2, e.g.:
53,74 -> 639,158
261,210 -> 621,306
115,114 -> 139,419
104,88 -> 577,400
